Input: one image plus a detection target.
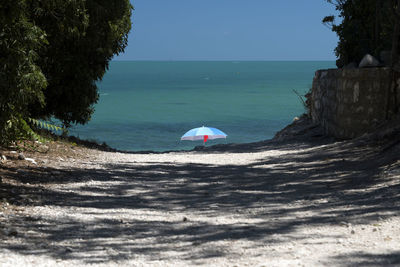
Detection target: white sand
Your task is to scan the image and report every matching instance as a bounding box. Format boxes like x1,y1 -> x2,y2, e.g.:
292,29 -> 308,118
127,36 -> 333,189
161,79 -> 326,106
1,135 -> 400,266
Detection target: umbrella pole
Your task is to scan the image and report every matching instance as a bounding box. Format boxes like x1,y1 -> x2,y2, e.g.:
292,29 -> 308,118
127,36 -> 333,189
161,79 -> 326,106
203,135 -> 208,146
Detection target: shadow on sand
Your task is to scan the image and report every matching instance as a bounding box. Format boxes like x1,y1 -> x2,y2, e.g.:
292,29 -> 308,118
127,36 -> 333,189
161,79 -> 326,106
1,135 -> 400,265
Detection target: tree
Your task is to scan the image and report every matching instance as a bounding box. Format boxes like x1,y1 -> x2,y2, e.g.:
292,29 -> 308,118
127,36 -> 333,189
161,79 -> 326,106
324,0 -> 400,116
0,0 -> 47,145
323,0 -> 396,68
28,0 -> 132,127
0,0 -> 132,145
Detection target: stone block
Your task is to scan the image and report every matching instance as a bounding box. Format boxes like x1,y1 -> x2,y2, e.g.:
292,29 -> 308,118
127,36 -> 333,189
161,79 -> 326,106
311,67 -> 393,139
359,54 -> 380,68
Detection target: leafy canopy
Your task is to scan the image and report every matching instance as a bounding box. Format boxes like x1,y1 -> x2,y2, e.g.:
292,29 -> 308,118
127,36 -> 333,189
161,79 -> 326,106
0,0 -> 47,145
324,0 -> 396,67
28,0 -> 133,127
0,0 -> 132,145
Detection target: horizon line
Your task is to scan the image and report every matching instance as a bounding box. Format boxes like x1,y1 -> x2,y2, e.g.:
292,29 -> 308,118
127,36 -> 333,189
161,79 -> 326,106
112,59 -> 337,62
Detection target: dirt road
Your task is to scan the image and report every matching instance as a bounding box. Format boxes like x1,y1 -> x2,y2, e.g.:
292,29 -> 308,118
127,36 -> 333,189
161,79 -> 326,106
1,131 -> 399,266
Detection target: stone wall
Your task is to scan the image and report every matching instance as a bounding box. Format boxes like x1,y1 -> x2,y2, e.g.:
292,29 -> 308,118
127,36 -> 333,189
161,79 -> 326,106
311,68 -> 399,139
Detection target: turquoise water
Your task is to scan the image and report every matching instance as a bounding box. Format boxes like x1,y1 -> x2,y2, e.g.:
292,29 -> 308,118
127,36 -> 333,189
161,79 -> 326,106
69,61 -> 335,151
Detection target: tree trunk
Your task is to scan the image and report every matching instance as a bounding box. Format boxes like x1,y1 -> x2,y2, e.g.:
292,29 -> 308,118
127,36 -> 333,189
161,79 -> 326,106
391,0 -> 400,69
387,0 -> 400,118
375,0 -> 381,52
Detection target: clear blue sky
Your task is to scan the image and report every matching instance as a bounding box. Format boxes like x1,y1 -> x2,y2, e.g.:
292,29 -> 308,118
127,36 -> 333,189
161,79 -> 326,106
115,0 -> 339,61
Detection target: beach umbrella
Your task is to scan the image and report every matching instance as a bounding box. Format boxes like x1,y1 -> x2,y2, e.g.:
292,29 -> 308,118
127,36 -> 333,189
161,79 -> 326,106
181,126 -> 227,144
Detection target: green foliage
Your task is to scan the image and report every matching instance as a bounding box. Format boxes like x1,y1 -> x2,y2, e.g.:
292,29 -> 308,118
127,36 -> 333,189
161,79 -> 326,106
324,0 -> 396,67
26,118 -> 65,144
0,0 -> 47,146
293,89 -> 312,117
28,0 -> 133,127
28,118 -> 63,133
0,0 -> 132,145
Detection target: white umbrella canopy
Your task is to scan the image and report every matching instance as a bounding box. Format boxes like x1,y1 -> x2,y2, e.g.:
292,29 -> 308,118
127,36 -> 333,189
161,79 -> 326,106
181,126 -> 227,143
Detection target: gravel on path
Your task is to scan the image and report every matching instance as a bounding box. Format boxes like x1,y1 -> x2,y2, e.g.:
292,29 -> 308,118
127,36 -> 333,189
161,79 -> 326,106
1,122 -> 400,266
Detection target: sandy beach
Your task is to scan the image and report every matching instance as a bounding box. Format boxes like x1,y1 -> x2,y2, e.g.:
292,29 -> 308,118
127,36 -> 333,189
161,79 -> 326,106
1,118 -> 400,266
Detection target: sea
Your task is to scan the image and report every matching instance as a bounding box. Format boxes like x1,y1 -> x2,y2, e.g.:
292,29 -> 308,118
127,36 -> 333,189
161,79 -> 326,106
68,61 -> 335,152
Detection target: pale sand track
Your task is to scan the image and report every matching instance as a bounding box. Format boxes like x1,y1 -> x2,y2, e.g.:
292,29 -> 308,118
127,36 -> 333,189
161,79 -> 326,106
1,126 -> 400,266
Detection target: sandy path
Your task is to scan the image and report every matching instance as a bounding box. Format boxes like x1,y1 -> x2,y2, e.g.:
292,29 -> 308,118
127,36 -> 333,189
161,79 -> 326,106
1,137 -> 400,266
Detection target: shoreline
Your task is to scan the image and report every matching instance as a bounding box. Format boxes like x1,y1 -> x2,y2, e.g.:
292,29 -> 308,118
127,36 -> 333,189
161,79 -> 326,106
66,116 -> 330,155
